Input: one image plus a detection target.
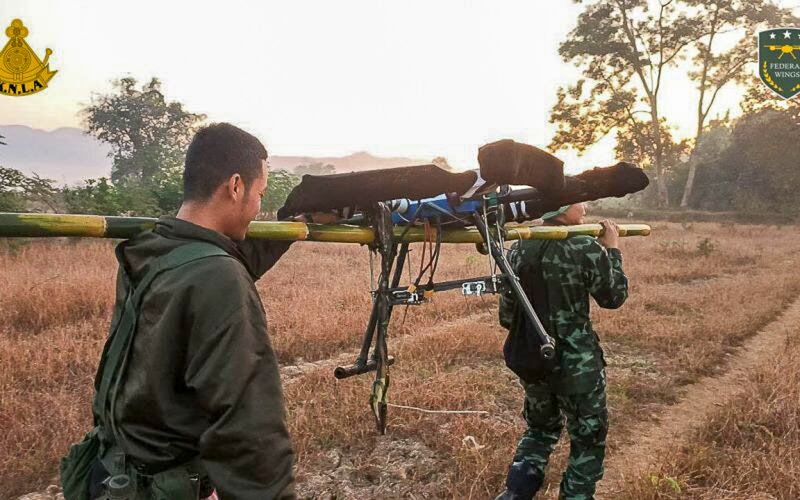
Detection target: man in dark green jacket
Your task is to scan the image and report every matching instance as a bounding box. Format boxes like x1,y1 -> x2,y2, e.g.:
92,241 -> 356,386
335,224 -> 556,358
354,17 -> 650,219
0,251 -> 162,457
90,123 -> 296,499
496,203 -> 628,500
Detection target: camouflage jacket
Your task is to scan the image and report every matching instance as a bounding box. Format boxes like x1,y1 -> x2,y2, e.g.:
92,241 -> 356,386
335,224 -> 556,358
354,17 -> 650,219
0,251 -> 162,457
499,235 -> 628,394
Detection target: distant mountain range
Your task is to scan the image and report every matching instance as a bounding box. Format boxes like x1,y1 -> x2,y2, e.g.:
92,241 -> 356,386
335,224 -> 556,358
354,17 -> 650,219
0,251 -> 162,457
0,125 -> 424,184
0,125 -> 112,184
266,151 -> 424,174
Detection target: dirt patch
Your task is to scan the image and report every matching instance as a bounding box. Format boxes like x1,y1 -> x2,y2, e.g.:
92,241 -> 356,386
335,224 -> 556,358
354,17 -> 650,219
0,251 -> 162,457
597,295 -> 800,498
297,437 -> 447,499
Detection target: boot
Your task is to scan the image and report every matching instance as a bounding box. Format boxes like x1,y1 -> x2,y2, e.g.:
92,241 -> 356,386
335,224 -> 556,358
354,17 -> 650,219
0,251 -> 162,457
494,460 -> 543,500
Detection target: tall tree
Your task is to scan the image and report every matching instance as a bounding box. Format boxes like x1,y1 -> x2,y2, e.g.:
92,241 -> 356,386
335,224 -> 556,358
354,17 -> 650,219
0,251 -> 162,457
82,77 -> 205,184
550,0 -> 703,206
679,0 -> 797,207
261,170 -> 300,219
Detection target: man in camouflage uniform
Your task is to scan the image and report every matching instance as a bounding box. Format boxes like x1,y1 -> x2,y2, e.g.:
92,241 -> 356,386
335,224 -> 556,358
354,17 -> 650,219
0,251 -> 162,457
495,203 -> 629,500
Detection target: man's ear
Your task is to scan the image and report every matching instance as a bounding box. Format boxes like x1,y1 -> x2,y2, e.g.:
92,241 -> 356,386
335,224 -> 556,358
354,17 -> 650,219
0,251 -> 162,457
227,174 -> 244,201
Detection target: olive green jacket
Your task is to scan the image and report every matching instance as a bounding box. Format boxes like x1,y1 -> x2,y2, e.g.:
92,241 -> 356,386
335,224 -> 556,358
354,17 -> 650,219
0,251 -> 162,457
499,235 -> 628,394
99,216 -> 295,499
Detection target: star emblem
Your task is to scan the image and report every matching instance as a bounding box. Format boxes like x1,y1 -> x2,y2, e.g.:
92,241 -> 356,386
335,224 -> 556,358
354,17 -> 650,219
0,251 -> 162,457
770,32 -> 776,39
783,30 -> 792,39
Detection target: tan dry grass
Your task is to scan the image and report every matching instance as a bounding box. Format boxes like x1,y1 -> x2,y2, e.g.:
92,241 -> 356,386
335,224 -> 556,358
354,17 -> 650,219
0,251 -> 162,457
0,239 -> 117,335
1,221 -> 799,497
0,318 -> 102,493
616,333 -> 800,500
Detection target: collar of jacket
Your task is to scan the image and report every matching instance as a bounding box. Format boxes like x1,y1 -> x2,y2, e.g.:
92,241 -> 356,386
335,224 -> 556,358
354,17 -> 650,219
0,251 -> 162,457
153,216 -> 257,278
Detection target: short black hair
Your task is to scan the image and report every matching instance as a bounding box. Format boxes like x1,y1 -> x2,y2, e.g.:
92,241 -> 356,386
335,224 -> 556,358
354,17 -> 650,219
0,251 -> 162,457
183,123 -> 268,201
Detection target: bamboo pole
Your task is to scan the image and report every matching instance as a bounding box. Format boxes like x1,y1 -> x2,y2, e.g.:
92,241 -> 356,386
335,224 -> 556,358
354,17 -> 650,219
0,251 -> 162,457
0,213 -> 650,243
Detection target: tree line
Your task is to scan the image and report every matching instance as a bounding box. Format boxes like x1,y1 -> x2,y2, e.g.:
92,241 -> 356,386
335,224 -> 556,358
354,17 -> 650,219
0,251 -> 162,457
0,79 -> 344,219
549,0 -> 798,213
2,0 -> 799,218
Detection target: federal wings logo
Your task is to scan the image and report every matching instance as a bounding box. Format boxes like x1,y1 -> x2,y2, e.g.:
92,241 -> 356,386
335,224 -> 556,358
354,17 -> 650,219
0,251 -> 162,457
0,19 -> 57,97
758,28 -> 800,100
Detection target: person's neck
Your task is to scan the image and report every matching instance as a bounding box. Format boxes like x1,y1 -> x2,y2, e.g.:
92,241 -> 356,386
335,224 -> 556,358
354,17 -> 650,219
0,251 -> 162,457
176,202 -> 230,237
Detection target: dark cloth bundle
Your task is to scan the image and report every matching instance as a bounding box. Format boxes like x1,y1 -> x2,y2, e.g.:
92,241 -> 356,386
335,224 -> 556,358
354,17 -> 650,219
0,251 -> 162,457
281,164 -> 477,214
477,139 -> 565,193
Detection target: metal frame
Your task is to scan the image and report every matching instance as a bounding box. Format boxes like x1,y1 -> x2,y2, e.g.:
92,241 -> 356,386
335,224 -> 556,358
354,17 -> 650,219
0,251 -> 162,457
334,198 -> 556,434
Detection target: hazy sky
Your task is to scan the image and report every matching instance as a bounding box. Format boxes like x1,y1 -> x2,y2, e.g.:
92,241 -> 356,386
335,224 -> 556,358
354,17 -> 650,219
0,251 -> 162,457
1,1 -> 795,173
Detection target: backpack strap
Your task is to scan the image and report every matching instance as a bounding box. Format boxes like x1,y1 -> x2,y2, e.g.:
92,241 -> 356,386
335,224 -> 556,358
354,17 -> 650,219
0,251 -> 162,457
516,240 -> 554,335
93,242 -> 231,447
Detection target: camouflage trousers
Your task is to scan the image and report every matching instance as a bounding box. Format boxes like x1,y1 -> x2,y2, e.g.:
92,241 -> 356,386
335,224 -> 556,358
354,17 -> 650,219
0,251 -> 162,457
513,373 -> 608,500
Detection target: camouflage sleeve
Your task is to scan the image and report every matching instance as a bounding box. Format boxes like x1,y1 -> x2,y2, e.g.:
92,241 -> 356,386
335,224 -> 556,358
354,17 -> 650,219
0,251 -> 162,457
582,240 -> 628,309
498,286 -> 516,330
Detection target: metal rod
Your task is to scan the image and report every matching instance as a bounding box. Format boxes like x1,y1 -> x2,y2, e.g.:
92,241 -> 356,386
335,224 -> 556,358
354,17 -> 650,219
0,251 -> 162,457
386,275 -> 500,295
473,212 -> 556,360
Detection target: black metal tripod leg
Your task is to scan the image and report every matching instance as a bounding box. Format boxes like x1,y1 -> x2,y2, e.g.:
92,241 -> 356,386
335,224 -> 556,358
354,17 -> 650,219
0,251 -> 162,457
371,294 -> 391,434
335,204 -> 401,431
473,213 -> 555,359
334,243 -> 407,380
370,203 -> 397,434
361,244 -> 407,361
357,300 -> 380,363
334,303 -> 379,379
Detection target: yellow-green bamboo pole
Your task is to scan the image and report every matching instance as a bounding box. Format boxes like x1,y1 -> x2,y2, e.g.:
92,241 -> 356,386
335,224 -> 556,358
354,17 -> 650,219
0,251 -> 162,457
0,212 -> 650,243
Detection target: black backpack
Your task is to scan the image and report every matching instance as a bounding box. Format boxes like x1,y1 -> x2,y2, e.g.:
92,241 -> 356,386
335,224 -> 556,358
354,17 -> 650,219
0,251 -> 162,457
503,241 -> 558,383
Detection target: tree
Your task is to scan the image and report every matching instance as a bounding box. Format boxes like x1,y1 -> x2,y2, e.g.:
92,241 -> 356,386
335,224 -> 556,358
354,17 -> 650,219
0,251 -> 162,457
550,0 -> 704,207
0,166 -> 59,212
679,0 -> 797,207
82,76 -> 205,213
62,178 -> 124,215
729,101 -> 800,213
689,78 -> 800,213
261,170 -> 300,218
551,1 -> 798,208
149,165 -> 184,216
293,162 -> 336,176
0,134 -> 60,211
63,177 -> 161,216
614,120 -> 691,207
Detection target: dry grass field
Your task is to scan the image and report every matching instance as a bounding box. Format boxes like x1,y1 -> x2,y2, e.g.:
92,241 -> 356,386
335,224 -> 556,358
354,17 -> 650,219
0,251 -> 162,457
616,311 -> 800,500
2,220 -> 800,498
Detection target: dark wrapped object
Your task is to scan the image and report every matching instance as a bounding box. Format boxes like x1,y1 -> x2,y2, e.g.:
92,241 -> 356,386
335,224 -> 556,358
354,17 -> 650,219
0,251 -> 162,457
502,162 -> 650,221
281,164 -> 478,214
478,139 -> 564,193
